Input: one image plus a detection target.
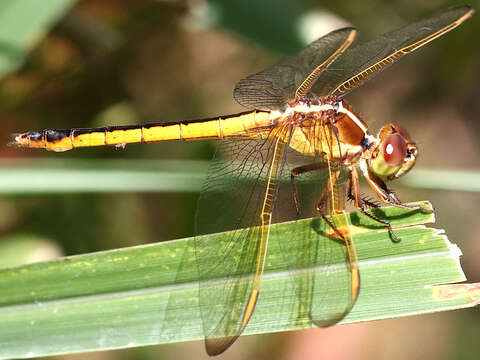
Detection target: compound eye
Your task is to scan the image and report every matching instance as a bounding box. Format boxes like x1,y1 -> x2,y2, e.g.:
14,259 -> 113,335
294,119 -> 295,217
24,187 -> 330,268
383,134 -> 407,166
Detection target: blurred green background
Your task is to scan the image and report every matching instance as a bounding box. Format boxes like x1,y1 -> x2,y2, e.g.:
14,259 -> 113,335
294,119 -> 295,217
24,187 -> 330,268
0,0 -> 479,359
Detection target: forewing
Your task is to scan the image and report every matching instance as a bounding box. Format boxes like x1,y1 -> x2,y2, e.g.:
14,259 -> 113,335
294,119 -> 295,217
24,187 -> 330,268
194,125 -> 289,355
273,119 -> 359,326
233,28 -> 356,109
313,5 -> 474,97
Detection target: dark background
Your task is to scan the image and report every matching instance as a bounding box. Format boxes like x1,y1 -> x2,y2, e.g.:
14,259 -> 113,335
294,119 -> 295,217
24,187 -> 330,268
0,0 -> 479,359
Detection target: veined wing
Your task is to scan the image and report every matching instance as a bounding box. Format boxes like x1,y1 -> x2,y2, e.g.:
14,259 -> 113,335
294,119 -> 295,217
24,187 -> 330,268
194,123 -> 290,355
233,28 -> 356,110
312,5 -> 474,97
273,116 -> 359,326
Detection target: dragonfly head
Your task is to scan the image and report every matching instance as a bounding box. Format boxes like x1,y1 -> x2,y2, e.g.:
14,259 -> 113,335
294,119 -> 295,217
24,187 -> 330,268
370,123 -> 417,181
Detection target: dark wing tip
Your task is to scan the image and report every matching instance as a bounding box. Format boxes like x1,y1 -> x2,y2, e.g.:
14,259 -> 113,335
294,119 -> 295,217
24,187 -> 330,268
205,335 -> 239,356
454,4 -> 475,12
450,4 -> 475,21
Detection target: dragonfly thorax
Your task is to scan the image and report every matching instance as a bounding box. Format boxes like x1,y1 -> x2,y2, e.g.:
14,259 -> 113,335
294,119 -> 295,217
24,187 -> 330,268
284,97 -> 370,162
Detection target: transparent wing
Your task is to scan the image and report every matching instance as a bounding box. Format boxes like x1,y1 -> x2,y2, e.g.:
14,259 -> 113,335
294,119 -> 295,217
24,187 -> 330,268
233,28 -> 357,110
194,112 -> 361,353
273,118 -> 359,326
194,124 -> 289,355
312,5 -> 474,97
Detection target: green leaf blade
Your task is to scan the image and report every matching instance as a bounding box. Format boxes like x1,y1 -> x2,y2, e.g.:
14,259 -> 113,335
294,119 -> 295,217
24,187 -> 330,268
0,201 -> 476,358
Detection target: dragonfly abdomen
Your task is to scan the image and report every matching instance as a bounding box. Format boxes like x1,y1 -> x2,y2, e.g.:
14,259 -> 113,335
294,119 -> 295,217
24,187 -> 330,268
11,109 -> 274,152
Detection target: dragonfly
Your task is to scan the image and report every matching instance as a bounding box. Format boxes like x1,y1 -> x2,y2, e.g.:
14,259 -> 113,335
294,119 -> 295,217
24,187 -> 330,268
12,5 -> 474,356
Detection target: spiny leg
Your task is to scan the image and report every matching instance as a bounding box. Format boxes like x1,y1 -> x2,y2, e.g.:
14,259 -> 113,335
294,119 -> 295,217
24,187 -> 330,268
321,213 -> 347,240
312,170 -> 348,239
384,189 -> 433,213
316,170 -> 340,213
348,168 -> 401,242
290,162 -> 345,238
361,164 -> 432,213
290,162 -> 327,216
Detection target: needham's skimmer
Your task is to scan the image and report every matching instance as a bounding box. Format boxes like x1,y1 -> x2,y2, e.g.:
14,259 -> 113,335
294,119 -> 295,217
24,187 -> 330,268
12,5 -> 474,356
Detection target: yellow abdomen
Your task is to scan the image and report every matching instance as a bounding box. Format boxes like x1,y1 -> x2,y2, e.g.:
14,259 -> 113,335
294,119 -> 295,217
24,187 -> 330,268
12,110 -> 275,152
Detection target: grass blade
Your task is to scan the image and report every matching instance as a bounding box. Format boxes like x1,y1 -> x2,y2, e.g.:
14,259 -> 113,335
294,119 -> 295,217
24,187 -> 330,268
398,168 -> 480,192
0,201 -> 477,358
1,159 -> 480,193
0,159 -> 208,194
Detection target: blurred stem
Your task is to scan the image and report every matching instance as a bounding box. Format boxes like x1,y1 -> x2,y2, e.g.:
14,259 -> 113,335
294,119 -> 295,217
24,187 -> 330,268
0,158 -> 478,193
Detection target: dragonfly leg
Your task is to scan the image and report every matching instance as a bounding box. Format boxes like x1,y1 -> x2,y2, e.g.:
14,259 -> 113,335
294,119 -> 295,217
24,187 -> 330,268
315,170 -> 340,212
361,162 -> 430,212
290,162 -> 327,216
310,169 -> 346,239
321,213 -> 346,240
383,190 -> 433,213
350,168 -> 401,242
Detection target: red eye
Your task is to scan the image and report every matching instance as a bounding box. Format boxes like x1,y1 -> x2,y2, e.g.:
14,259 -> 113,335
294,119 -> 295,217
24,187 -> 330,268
390,123 -> 412,142
383,134 -> 407,166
